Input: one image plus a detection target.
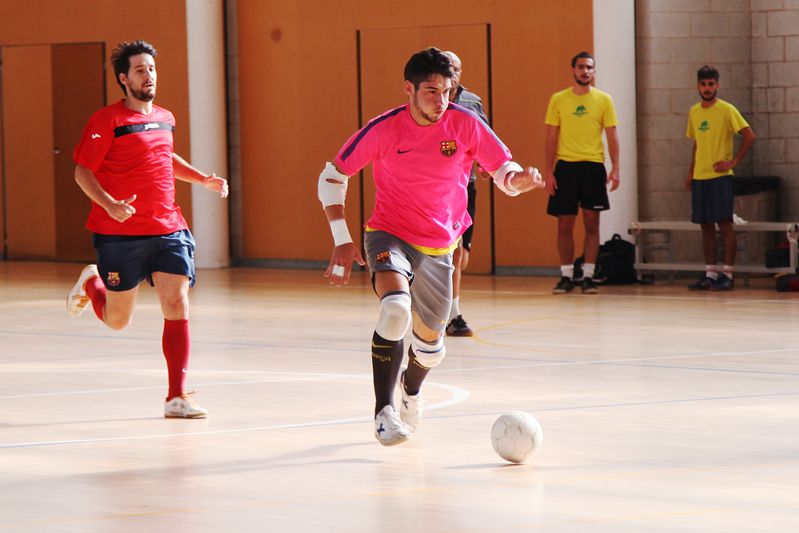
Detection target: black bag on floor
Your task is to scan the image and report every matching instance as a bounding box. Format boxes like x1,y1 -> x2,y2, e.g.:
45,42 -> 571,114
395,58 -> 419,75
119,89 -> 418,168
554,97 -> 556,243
574,234 -> 637,285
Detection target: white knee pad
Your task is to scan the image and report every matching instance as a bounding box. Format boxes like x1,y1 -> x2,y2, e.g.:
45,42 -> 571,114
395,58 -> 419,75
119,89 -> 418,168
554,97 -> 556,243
374,292 -> 412,341
410,334 -> 446,368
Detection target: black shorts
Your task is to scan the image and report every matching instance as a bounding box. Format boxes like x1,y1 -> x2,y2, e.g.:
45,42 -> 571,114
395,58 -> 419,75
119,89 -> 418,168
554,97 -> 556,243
92,229 -> 196,291
691,176 -> 733,224
547,160 -> 610,216
461,180 -> 477,251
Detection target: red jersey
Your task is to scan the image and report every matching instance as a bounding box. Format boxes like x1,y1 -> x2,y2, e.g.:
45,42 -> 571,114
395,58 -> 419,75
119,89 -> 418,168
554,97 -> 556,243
73,100 -> 188,235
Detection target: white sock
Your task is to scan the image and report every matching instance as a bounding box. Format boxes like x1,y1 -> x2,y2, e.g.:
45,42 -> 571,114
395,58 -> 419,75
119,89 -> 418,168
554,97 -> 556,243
560,265 -> 574,279
450,297 -> 460,320
723,265 -> 734,279
583,263 -> 595,279
705,266 -> 719,280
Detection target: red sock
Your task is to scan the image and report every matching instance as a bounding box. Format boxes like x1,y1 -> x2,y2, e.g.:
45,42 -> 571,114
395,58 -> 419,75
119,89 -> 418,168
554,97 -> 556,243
85,277 -> 106,322
163,319 -> 190,401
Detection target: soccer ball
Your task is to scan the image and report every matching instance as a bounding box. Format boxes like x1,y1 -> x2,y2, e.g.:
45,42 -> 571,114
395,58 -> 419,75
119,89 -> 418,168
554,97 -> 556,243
491,411 -> 543,464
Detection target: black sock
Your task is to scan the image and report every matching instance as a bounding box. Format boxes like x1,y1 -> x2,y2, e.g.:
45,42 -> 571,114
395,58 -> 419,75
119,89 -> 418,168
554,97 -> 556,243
403,346 -> 431,396
371,332 -> 404,416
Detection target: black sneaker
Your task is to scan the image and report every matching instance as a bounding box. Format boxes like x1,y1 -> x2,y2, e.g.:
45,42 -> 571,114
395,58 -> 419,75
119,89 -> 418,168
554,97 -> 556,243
552,277 -> 575,294
446,315 -> 473,337
687,276 -> 715,291
581,277 -> 598,294
710,274 -> 734,291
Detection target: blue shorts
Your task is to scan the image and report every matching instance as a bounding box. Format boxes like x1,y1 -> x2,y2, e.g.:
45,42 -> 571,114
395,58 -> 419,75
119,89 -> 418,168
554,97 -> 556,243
92,229 -> 196,291
691,176 -> 733,224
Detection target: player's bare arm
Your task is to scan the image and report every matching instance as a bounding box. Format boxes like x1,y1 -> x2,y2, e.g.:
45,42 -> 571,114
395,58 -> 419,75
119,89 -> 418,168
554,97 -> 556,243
319,162 -> 365,287
605,126 -> 620,191
686,142 -> 697,190
172,153 -> 229,198
74,164 -> 136,223
543,124 -> 559,196
713,127 -> 756,173
506,166 -> 545,193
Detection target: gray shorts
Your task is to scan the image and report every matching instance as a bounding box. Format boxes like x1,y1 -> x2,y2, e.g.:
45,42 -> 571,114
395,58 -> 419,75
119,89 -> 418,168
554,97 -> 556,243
364,230 -> 454,333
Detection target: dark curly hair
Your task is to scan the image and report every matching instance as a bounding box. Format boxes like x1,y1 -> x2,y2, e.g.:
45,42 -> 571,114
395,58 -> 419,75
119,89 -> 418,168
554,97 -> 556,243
110,40 -> 157,95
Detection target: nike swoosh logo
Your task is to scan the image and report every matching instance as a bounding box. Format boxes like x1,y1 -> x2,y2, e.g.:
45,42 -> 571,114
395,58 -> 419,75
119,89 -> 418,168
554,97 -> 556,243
397,149 -> 413,154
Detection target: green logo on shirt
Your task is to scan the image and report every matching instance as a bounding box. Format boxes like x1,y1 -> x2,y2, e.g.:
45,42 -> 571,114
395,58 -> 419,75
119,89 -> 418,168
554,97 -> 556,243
573,105 -> 587,117
698,120 -> 710,132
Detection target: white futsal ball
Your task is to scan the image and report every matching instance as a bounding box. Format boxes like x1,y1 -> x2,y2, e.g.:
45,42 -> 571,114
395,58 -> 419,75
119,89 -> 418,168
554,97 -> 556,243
491,411 -> 543,464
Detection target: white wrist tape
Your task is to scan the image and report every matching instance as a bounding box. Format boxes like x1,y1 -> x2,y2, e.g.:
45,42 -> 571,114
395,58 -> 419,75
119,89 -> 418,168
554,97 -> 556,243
491,161 -> 523,196
318,162 -> 350,207
329,218 -> 353,246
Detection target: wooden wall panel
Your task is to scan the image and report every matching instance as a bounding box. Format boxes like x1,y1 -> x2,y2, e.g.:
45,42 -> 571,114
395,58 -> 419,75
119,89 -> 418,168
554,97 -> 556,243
51,43 -> 105,262
2,46 -> 56,259
0,0 -> 192,261
237,0 -> 594,268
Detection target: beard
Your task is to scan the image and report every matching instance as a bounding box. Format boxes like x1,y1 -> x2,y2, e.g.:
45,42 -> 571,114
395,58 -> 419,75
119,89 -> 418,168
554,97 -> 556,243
574,74 -> 592,86
413,93 -> 445,123
700,89 -> 717,101
129,85 -> 155,102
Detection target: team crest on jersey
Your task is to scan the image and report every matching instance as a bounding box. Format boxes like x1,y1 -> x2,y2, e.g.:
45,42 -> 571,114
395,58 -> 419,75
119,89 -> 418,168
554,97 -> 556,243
107,272 -> 121,287
440,140 -> 457,157
375,251 -> 391,264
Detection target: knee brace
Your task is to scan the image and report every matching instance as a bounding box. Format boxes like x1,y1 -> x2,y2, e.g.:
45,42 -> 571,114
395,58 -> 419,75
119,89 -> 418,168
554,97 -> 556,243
410,333 -> 446,369
374,291 -> 411,341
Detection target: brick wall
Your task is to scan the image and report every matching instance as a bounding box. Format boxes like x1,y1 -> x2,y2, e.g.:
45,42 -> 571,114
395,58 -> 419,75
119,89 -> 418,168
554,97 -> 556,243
636,0 -> 799,263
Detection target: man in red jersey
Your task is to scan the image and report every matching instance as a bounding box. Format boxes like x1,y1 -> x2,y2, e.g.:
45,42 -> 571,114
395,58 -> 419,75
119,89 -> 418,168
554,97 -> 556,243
66,41 -> 228,418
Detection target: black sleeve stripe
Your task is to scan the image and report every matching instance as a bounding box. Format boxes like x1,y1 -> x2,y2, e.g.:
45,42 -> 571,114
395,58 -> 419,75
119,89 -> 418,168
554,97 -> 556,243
114,122 -> 175,138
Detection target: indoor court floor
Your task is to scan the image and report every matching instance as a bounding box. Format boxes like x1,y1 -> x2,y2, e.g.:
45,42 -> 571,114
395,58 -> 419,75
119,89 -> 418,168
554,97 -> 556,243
1,261 -> 797,532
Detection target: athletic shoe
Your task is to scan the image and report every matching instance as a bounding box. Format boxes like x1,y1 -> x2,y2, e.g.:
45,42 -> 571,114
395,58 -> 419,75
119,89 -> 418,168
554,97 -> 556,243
164,393 -> 209,419
374,405 -> 410,446
710,274 -> 734,291
446,315 -> 473,337
687,276 -> 715,291
398,371 -> 424,432
581,277 -> 599,294
552,277 -> 575,294
66,264 -> 99,317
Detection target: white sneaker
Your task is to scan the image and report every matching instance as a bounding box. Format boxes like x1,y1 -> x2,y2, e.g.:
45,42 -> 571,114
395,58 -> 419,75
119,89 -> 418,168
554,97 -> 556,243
66,264 -> 99,317
164,393 -> 208,419
374,405 -> 410,446
399,371 -> 424,432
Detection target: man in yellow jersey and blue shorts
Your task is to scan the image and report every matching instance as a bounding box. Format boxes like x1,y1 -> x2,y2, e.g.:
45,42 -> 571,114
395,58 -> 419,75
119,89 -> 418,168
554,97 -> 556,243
685,65 -> 756,291
544,51 -> 620,295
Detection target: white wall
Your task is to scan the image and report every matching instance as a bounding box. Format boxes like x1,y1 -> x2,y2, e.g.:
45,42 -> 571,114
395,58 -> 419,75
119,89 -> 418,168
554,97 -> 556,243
593,0 -> 638,242
186,0 -> 230,268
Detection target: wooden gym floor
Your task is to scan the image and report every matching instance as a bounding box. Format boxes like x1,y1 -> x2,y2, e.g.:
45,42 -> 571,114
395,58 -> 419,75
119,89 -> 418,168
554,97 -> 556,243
0,261 -> 797,532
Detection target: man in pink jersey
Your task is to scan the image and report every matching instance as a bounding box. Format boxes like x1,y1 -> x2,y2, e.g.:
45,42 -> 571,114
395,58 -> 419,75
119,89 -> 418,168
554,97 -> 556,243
318,47 -> 544,446
66,41 -> 228,418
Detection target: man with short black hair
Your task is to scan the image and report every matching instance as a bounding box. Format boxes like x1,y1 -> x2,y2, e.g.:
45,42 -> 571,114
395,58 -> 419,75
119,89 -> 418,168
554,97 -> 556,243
544,51 -> 620,295
685,65 -> 756,291
318,47 -> 544,446
67,40 -> 228,418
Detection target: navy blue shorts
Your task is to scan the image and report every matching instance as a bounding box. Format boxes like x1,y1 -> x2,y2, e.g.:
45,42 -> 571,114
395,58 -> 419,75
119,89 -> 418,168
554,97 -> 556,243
691,176 -> 733,224
92,229 -> 196,291
547,161 -> 610,216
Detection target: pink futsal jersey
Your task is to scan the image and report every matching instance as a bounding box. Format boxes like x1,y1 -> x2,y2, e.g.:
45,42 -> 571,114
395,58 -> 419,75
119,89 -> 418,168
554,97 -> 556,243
335,103 -> 512,249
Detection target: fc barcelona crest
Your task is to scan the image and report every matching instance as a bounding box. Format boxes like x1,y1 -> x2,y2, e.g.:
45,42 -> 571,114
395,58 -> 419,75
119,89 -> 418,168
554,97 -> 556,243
440,140 -> 457,157
375,251 -> 391,264
107,272 -> 121,287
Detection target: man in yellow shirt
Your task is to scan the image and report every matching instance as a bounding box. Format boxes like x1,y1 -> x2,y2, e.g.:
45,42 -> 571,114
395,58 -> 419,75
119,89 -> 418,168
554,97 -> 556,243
544,52 -> 620,294
685,65 -> 756,291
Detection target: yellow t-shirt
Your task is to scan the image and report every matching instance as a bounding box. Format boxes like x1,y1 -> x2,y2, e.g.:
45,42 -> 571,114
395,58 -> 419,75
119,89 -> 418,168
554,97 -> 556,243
686,98 -> 750,180
544,87 -> 618,163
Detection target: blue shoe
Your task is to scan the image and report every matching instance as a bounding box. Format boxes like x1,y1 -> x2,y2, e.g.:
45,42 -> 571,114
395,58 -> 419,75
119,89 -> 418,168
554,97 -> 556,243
710,274 -> 734,291
687,275 -> 714,291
